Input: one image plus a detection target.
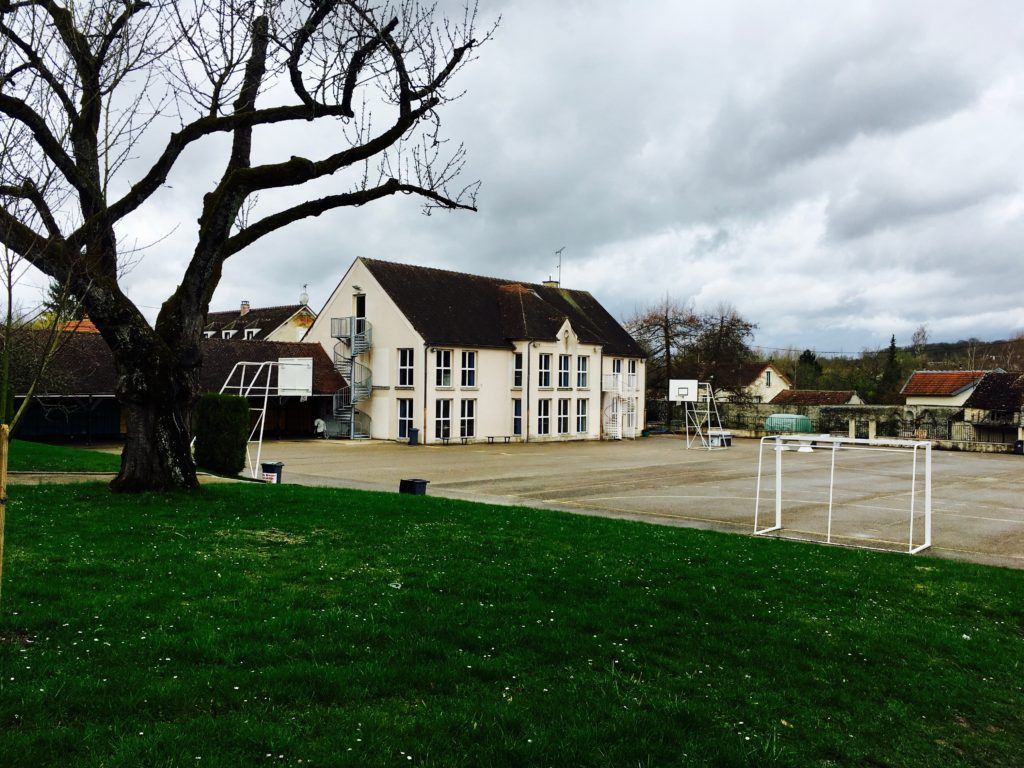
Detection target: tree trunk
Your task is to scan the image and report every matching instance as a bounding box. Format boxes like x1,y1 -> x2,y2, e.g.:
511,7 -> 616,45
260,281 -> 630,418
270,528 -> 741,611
111,357 -> 200,493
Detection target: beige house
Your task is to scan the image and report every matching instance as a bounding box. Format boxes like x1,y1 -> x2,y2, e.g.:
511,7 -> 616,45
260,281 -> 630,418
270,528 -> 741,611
303,258 -> 646,442
900,370 -> 987,407
716,362 -> 791,403
204,299 -> 317,342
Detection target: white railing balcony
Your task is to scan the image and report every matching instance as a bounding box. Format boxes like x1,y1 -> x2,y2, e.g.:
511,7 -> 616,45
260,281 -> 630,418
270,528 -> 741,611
330,316 -> 372,353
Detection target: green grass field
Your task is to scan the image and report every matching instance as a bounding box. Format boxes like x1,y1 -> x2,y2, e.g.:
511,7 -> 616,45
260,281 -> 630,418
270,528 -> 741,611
1,483 -> 1022,767
8,439 -> 121,473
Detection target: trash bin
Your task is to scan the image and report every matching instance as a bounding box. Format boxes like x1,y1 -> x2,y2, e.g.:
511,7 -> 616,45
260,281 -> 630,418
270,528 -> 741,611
408,427 -> 419,446
399,478 -> 429,495
1015,440 -> 1024,456
261,461 -> 284,484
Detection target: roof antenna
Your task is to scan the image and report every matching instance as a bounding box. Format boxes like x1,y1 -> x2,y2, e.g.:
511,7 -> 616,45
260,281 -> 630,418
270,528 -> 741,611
555,246 -> 565,285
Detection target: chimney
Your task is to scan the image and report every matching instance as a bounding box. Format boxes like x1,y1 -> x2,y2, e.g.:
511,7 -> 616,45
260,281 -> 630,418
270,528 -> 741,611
240,300 -> 250,316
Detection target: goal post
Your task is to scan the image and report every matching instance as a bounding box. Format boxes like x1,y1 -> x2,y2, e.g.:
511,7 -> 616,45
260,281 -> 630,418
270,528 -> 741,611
754,435 -> 932,554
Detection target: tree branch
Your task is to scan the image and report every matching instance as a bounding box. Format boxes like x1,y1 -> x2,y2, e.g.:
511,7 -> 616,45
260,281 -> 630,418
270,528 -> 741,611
0,94 -> 91,196
222,178 -> 474,257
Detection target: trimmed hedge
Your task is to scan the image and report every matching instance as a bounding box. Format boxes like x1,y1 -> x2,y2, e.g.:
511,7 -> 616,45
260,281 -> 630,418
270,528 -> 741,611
194,393 -> 250,475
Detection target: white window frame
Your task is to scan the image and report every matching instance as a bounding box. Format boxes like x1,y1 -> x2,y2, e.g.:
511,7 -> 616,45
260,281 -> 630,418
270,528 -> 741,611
557,398 -> 570,434
513,353 -> 523,388
244,328 -> 260,340
558,354 -> 571,388
461,350 -> 477,388
538,353 -> 552,388
460,399 -> 476,438
398,398 -> 414,439
435,349 -> 452,388
204,331 -> 215,338
435,398 -> 452,439
766,369 -> 772,387
537,399 -> 551,435
512,398 -> 522,435
398,348 -> 415,387
222,330 -> 237,339
577,355 -> 589,388
576,398 -> 588,433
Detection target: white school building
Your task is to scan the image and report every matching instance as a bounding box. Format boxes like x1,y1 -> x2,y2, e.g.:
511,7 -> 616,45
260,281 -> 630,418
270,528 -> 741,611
303,258 -> 647,443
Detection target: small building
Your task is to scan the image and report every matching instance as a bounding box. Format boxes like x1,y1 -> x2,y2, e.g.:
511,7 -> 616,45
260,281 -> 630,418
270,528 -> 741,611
204,299 -> 317,342
303,257 -> 647,442
770,389 -> 864,406
959,371 -> 1024,445
900,370 -> 988,407
12,333 -> 342,441
716,362 -> 791,403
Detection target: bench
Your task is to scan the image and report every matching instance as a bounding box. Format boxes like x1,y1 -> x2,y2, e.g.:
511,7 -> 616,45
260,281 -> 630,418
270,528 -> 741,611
487,436 -> 512,444
441,436 -> 450,445
460,436 -> 469,445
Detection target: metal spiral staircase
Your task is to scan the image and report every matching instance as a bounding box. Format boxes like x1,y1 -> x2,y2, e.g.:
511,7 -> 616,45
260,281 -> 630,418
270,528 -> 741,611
602,372 -> 639,440
331,316 -> 372,439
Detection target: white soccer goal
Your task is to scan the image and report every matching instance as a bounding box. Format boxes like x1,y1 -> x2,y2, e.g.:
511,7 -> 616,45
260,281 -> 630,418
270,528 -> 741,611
753,435 -> 932,554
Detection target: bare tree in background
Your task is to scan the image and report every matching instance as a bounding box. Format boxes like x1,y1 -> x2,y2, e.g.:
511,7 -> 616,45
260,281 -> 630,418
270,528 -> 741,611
625,296 -> 699,428
0,1 -> 493,490
911,324 -> 928,357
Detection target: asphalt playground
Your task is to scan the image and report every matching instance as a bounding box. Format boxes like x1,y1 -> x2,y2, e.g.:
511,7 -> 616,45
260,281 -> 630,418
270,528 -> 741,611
260,435 -> 1024,569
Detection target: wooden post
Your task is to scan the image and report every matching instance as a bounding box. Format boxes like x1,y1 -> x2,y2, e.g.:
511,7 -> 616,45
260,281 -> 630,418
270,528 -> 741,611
0,424 -> 8,606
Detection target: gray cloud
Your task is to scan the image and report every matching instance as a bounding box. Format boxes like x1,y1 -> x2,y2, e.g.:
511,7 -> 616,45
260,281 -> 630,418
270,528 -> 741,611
16,0 -> 1024,354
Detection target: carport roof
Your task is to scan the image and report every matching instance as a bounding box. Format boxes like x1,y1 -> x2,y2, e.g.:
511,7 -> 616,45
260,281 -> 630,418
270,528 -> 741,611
361,258 -> 645,357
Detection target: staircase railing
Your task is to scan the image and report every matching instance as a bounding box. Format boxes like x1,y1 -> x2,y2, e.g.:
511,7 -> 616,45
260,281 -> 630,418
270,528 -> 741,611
331,315 -> 373,439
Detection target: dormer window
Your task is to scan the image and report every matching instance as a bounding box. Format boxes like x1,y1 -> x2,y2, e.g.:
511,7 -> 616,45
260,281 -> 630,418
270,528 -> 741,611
222,330 -> 237,339
244,328 -> 260,340
204,331 -> 215,338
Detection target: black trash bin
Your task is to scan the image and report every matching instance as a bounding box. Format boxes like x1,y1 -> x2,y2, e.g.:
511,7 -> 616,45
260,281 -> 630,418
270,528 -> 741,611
1015,440 -> 1024,456
399,478 -> 429,495
408,427 -> 419,446
260,461 -> 284,484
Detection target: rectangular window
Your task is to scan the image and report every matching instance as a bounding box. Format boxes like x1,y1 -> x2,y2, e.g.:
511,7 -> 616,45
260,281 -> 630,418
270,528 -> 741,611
461,350 -> 477,387
576,398 -> 588,433
435,399 -> 451,439
512,398 -> 522,435
557,398 -> 570,434
538,353 -> 552,388
513,353 -> 523,388
398,398 -> 413,439
222,330 -> 236,339
612,358 -> 622,374
398,348 -> 414,387
435,349 -> 452,387
558,354 -> 571,388
537,399 -> 551,435
577,355 -> 589,388
765,370 -> 772,387
460,399 -> 476,438
244,328 -> 259,340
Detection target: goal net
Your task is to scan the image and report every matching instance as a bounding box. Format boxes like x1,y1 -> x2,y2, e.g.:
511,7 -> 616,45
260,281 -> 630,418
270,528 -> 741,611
753,435 -> 932,554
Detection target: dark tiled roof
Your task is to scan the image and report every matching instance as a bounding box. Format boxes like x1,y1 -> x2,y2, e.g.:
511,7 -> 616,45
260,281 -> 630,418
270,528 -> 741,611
361,258 -> 645,357
17,332 -> 342,396
900,370 -> 986,397
963,372 -> 1024,410
204,304 -> 313,341
771,389 -> 859,406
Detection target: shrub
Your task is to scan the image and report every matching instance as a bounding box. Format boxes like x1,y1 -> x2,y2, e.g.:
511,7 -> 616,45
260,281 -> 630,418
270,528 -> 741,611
194,394 -> 250,475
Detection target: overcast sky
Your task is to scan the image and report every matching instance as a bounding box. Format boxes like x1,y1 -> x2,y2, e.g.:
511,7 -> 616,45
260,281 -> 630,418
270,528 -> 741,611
29,0 -> 1024,354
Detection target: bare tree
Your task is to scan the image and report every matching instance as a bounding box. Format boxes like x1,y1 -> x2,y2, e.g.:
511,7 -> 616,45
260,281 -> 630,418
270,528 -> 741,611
911,324 -> 929,357
0,1 -> 493,491
625,296 -> 699,427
